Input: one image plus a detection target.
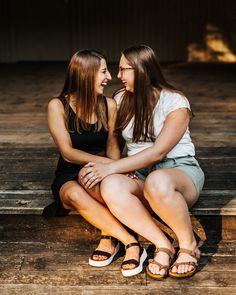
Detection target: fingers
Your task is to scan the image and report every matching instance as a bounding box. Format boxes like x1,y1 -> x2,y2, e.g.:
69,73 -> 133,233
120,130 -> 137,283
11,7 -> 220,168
85,175 -> 101,189
80,167 -> 93,179
79,170 -> 101,189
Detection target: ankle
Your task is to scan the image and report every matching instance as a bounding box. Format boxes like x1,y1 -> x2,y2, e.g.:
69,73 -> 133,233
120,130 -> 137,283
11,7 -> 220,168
154,242 -> 175,254
179,240 -> 198,251
123,235 -> 138,247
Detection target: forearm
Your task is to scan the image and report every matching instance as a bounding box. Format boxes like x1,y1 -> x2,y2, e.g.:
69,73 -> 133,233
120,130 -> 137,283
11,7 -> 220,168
62,147 -> 112,165
108,146 -> 165,174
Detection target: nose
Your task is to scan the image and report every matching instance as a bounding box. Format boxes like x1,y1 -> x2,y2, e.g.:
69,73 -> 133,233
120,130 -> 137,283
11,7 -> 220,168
117,70 -> 121,79
107,71 -> 112,81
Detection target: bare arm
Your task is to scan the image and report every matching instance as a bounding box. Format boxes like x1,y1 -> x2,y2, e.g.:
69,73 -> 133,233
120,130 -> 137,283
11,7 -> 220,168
108,107 -> 191,173
81,108 -> 191,188
48,98 -> 116,165
105,97 -> 120,160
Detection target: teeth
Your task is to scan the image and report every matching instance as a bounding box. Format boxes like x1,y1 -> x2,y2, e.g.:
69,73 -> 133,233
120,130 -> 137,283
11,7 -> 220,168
101,82 -> 107,86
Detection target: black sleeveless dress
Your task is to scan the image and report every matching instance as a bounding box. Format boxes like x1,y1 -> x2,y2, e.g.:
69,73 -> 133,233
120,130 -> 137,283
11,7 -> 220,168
42,96 -> 108,217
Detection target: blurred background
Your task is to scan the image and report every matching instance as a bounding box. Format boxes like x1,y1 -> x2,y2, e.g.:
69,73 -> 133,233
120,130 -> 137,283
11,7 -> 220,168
1,0 -> 236,64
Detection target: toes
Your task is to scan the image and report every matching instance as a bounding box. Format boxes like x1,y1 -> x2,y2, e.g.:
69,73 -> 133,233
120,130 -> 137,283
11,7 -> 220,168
171,265 -> 178,273
179,265 -> 185,274
92,255 -> 107,261
177,264 -> 193,274
122,263 -> 135,270
98,255 -> 107,261
188,265 -> 194,272
149,263 -> 161,275
159,268 -> 166,276
92,254 -> 99,261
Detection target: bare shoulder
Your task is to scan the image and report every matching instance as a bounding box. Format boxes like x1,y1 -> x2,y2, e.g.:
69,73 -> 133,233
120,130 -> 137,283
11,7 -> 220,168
48,98 -> 64,113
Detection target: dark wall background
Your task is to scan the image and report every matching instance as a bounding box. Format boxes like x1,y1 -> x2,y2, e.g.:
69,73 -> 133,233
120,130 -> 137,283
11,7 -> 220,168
0,0 -> 235,63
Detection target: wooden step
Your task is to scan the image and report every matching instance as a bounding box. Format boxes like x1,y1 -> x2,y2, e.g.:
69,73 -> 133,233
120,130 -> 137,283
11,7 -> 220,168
0,214 -> 235,294
0,145 -> 235,242
0,147 -> 235,214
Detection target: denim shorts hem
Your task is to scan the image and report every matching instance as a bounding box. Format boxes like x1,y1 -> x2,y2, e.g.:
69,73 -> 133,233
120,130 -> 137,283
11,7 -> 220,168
135,156 -> 205,196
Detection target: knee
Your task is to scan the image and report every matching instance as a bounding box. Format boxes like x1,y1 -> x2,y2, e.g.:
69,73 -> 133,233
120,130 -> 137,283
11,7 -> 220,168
144,171 -> 174,204
100,175 -> 125,206
64,187 -> 84,207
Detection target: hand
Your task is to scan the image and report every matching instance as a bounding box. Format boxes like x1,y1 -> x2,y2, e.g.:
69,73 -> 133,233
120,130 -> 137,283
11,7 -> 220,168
80,162 -> 113,189
125,171 -> 139,180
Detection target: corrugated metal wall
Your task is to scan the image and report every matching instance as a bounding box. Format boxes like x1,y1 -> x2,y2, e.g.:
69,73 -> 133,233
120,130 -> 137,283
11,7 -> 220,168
0,0 -> 233,63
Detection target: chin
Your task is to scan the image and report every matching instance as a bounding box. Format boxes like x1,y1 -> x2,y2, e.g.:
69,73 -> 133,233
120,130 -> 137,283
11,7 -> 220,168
96,88 -> 104,95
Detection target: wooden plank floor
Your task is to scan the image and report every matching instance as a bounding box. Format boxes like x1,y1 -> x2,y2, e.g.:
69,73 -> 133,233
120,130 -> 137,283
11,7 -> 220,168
0,62 -> 236,294
0,215 -> 235,295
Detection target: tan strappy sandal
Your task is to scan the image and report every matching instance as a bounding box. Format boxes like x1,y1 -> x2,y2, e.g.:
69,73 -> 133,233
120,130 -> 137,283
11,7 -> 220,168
169,248 -> 200,278
146,247 -> 174,280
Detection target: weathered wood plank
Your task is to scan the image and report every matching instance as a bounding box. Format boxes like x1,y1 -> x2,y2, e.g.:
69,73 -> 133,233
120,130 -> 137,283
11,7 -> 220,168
0,285 -> 235,295
0,269 -> 146,286
0,190 -> 236,216
2,248 -> 233,272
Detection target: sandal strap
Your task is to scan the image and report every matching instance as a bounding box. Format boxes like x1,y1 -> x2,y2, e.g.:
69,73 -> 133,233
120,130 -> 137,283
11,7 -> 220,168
155,247 -> 175,260
171,261 -> 198,268
178,248 -> 200,260
121,247 -> 144,268
125,242 -> 140,250
148,259 -> 169,270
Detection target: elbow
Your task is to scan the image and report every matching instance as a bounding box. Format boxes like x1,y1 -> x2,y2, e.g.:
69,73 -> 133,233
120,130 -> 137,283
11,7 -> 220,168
61,149 -> 73,163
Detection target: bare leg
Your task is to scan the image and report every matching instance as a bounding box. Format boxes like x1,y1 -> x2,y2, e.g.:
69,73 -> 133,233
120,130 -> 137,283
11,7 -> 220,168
59,181 -> 138,261
100,174 -> 175,272
144,168 -> 200,275
77,174 -> 120,261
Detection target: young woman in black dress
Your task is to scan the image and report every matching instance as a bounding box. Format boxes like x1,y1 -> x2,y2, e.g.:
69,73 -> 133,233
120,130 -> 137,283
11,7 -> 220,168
45,50 -> 146,276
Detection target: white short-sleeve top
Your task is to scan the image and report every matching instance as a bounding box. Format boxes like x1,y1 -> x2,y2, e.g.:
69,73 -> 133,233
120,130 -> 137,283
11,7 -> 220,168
114,89 -> 195,158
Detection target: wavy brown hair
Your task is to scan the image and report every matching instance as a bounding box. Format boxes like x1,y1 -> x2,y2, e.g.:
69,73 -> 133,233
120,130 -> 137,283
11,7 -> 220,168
60,49 -> 108,132
116,45 -> 176,142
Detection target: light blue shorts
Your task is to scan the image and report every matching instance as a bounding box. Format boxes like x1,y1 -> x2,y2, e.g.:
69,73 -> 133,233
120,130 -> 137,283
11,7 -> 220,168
135,156 -> 205,196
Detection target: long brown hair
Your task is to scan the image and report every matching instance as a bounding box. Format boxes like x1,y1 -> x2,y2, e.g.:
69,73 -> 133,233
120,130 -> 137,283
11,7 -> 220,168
60,49 -> 108,132
116,45 -> 176,142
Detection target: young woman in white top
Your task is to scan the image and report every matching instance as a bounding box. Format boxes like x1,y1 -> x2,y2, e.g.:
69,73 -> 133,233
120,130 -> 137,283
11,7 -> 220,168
80,45 -> 205,279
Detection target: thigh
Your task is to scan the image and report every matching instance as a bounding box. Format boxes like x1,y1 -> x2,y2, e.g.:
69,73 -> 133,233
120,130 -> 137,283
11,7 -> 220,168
147,168 -> 198,208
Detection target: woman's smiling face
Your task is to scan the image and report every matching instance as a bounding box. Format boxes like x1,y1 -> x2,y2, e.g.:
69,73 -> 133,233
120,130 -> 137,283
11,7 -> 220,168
117,54 -> 135,93
95,58 -> 112,95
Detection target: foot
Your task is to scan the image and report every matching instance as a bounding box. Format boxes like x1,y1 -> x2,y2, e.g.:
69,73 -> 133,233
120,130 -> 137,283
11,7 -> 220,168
147,247 -> 175,278
92,238 -> 116,261
170,246 -> 200,275
121,243 -> 140,270
121,242 -> 147,277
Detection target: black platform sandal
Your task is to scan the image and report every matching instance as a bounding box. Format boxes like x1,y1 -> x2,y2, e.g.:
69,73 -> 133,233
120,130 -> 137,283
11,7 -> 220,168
89,235 -> 120,267
121,242 -> 147,277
